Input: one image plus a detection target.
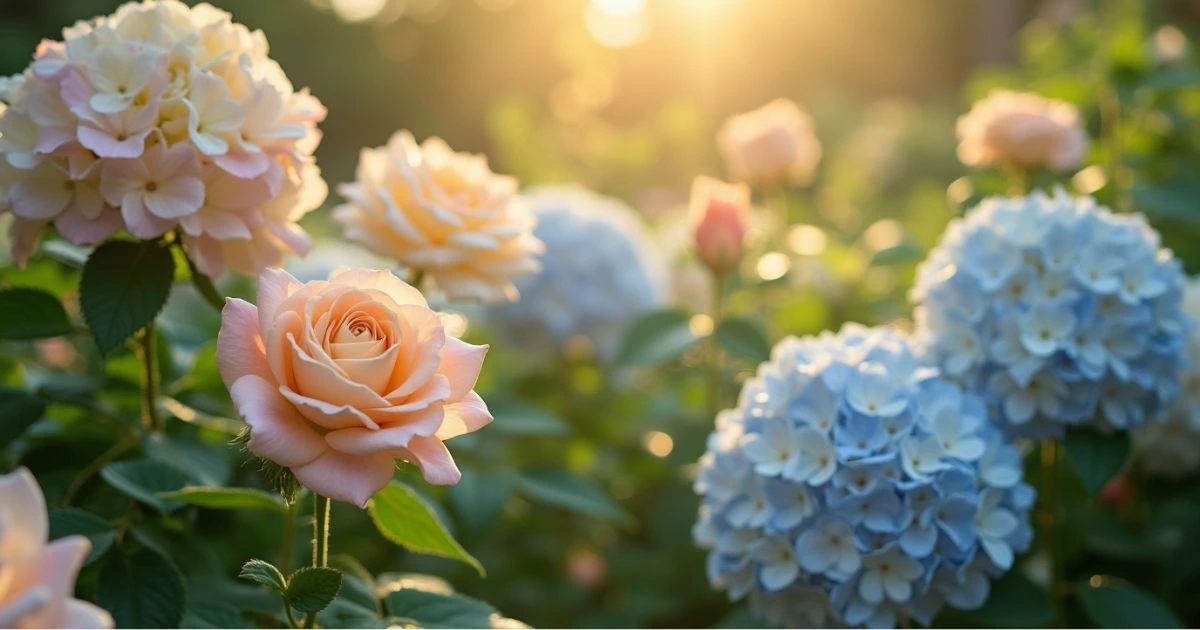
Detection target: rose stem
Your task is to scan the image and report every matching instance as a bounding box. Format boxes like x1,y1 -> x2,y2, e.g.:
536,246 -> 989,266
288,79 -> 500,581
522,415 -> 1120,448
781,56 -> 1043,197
304,494 -> 332,629
706,272 -> 726,416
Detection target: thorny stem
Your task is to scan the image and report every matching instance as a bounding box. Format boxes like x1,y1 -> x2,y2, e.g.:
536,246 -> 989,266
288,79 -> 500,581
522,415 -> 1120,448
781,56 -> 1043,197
303,494 -> 332,629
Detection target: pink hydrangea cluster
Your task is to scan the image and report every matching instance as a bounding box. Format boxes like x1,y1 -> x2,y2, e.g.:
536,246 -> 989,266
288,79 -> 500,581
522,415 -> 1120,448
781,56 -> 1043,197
0,0 -> 327,277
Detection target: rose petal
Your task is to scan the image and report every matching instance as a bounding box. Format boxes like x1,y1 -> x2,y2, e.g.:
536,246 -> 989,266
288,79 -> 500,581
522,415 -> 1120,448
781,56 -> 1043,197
0,468 -> 48,559
329,268 -> 427,308
288,335 -> 391,410
437,338 -> 488,400
7,536 -> 89,628
60,599 -> 114,629
257,267 -> 301,328
292,449 -> 396,507
229,375 -> 325,468
397,436 -> 461,485
324,405 -> 445,455
279,386 -> 379,431
435,391 -> 493,440
216,298 -> 270,390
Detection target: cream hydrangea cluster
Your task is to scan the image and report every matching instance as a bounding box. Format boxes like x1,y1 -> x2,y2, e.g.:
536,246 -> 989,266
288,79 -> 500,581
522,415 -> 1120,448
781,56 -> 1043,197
334,131 -> 543,303
0,0 -> 327,277
1134,278 -> 1200,478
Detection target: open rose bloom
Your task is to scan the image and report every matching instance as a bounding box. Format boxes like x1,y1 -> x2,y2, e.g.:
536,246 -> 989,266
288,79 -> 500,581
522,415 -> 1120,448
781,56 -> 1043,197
0,0 -> 326,276
717,98 -> 822,187
956,90 -> 1087,172
217,267 -> 492,506
0,468 -> 113,629
334,131 -> 543,303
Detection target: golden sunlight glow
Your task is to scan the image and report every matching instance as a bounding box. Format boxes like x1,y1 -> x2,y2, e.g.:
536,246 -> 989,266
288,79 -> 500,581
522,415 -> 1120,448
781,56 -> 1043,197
330,0 -> 388,23
787,224 -> 828,257
862,219 -> 902,252
689,314 -> 714,337
642,431 -> 675,457
585,1 -> 648,48
592,0 -> 646,16
756,252 -> 791,281
1072,165 -> 1108,195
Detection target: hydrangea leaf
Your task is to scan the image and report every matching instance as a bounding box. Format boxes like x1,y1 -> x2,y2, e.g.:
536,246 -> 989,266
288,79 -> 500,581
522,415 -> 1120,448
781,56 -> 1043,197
80,240 -> 175,355
97,545 -> 186,629
1063,429 -> 1130,496
0,287 -> 73,340
1078,581 -> 1182,629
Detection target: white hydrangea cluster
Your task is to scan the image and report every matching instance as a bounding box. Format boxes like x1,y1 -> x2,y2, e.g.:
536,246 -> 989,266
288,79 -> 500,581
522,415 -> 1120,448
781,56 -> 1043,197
484,186 -> 668,363
911,190 -> 1189,438
693,324 -> 1033,629
0,0 -> 326,277
1134,278 -> 1200,478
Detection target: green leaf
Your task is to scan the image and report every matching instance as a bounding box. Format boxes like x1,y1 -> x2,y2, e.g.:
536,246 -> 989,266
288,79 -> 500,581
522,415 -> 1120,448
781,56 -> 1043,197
869,241 -> 923,267
0,387 -> 46,446
181,605 -> 247,629
80,240 -> 176,355
0,287 -> 73,340
238,559 -> 287,594
100,459 -> 195,513
285,567 -> 343,614
156,486 -> 286,512
368,481 -> 484,576
48,509 -> 115,565
97,546 -> 186,629
516,468 -> 632,525
1063,430 -> 1130,496
1132,180 -> 1200,224
1078,581 -> 1182,629
383,589 -> 497,629
616,309 -> 700,367
955,571 -> 1052,628
713,318 -> 771,363
448,467 -> 513,532
486,398 -> 570,436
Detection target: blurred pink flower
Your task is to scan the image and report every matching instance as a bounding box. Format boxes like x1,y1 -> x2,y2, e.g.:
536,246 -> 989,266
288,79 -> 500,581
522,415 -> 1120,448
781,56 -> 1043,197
956,90 -> 1088,172
0,468 -> 112,629
689,176 -> 749,276
216,267 -> 492,506
717,99 -> 822,187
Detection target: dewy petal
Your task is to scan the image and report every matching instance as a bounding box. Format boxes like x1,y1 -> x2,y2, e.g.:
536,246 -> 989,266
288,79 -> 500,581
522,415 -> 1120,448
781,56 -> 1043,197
435,391 -> 493,440
0,468 -> 49,559
436,338 -> 488,400
216,298 -> 271,390
279,386 -> 380,431
291,449 -> 396,508
324,406 -> 445,455
229,375 -> 325,468
396,435 -> 462,485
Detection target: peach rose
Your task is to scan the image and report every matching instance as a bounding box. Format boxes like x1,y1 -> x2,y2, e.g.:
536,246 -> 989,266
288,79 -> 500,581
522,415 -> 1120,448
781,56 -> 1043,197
956,90 -> 1088,172
717,99 -> 822,187
216,267 -> 492,506
333,131 -> 543,303
0,468 -> 113,629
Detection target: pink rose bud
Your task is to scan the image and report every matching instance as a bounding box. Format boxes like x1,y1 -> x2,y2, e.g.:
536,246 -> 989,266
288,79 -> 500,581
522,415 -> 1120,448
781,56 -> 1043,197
690,176 -> 749,276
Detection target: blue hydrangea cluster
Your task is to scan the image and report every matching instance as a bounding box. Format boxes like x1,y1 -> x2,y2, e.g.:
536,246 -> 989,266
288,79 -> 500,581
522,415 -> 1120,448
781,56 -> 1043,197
484,186 -> 668,363
911,189 -> 1189,438
693,324 -> 1034,629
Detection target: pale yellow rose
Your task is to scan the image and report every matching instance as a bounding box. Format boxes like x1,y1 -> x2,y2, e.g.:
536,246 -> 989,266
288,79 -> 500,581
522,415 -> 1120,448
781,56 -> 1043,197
956,91 -> 1088,172
333,131 -> 543,303
717,99 -> 822,187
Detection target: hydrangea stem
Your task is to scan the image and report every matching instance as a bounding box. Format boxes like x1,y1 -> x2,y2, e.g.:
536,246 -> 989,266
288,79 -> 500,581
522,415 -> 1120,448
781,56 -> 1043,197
303,494 -> 332,629
1042,440 -> 1066,625
138,321 -> 163,432
1003,163 -> 1028,195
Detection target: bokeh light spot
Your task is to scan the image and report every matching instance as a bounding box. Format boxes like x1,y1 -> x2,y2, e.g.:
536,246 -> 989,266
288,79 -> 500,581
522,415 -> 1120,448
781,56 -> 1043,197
642,431 -> 674,457
787,224 -> 828,256
756,252 -> 791,280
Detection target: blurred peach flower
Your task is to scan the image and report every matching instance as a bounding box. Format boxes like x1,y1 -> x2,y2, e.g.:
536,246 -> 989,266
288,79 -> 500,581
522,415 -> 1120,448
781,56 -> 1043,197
689,176 -> 749,275
217,267 -> 492,506
0,468 -> 113,629
956,90 -> 1088,172
717,99 -> 822,187
333,131 -> 543,303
